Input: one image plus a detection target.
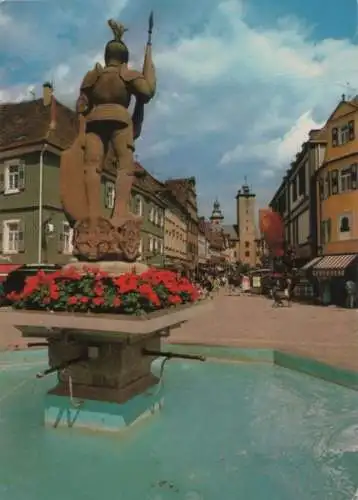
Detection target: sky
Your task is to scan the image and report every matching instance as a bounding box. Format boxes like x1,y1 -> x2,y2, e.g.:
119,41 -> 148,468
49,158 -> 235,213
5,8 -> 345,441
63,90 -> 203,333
1,0 -> 358,222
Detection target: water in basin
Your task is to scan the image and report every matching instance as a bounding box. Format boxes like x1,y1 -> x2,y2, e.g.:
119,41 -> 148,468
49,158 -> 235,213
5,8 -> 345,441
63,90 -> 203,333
0,350 -> 357,500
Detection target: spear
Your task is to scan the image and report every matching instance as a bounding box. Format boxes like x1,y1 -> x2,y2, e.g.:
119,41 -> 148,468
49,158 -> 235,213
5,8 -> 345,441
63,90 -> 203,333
132,11 -> 155,140
148,11 -> 154,45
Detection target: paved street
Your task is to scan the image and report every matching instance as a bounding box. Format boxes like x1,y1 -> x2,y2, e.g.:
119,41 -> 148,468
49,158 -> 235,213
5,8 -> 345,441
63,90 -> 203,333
169,293 -> 358,372
1,293 -> 357,371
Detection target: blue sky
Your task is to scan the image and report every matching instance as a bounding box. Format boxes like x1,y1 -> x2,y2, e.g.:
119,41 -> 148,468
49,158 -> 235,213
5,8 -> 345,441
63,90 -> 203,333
1,0 -> 358,222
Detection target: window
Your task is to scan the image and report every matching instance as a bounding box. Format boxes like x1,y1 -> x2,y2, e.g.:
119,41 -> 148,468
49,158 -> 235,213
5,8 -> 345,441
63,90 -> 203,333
3,161 -> 25,194
104,182 -> 115,209
149,207 -> 154,222
338,213 -> 352,240
291,178 -> 297,203
245,251 -> 250,257
159,239 -> 164,255
153,238 -> 158,252
154,209 -> 159,226
245,241 -> 250,248
2,220 -> 24,254
159,212 -> 164,228
148,236 -> 154,252
339,167 -> 352,193
298,166 -> 306,196
62,222 -> 74,254
331,170 -> 339,194
333,121 -> 355,147
134,195 -> 143,216
324,172 -> 331,199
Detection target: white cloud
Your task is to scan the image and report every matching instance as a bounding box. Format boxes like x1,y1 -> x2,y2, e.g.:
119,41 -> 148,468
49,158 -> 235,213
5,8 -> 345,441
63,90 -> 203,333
220,110 -> 324,171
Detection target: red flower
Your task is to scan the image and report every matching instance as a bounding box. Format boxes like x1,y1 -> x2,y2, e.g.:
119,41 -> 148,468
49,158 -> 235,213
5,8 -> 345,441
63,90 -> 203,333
79,297 -> 89,304
67,296 -> 78,305
94,284 -> 105,296
49,283 -> 59,301
168,295 -> 182,305
92,297 -> 105,306
112,297 -> 121,307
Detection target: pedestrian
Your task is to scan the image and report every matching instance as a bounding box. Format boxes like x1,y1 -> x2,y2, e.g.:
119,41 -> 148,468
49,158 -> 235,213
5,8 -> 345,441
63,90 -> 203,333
272,279 -> 284,308
345,279 -> 356,309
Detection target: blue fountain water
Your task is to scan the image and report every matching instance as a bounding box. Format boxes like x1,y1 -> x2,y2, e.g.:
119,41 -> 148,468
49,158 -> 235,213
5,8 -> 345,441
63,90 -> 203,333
0,351 -> 357,500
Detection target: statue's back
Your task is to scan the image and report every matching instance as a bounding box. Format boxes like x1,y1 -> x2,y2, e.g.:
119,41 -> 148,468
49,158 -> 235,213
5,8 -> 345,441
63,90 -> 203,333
91,66 -> 131,108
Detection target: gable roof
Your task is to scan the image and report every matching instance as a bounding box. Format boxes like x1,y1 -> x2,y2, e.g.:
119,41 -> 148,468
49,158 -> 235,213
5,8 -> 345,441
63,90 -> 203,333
0,98 -> 78,151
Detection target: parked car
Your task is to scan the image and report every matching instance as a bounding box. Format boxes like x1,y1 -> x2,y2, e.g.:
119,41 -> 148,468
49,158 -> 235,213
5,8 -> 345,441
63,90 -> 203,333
1,264 -> 61,305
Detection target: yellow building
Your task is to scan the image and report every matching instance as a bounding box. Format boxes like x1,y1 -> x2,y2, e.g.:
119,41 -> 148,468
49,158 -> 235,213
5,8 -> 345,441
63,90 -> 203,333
163,207 -> 187,266
317,96 -> 358,256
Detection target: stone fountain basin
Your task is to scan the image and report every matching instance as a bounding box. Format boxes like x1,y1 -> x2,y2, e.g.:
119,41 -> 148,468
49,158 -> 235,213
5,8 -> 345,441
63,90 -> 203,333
0,300 -> 212,343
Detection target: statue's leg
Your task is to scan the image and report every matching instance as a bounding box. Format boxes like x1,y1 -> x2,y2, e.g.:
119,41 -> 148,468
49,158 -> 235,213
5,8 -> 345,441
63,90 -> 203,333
111,125 -> 135,221
83,130 -> 105,219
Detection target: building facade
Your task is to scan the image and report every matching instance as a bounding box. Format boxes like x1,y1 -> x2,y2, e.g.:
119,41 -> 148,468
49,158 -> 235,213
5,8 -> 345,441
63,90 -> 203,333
165,178 -> 199,268
317,97 -> 358,255
163,193 -> 188,267
0,88 -> 166,266
236,183 -> 258,268
269,129 -> 326,266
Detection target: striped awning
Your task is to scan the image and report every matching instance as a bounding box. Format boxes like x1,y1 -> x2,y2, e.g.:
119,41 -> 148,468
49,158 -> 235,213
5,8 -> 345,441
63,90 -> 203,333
301,256 -> 322,271
312,254 -> 357,277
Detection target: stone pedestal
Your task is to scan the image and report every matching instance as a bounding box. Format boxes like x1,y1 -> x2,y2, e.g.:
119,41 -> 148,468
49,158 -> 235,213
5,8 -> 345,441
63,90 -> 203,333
45,335 -> 163,431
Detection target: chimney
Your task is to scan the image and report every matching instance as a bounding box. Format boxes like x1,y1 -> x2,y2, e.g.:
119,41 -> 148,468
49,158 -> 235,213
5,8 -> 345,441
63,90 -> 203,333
42,82 -> 53,107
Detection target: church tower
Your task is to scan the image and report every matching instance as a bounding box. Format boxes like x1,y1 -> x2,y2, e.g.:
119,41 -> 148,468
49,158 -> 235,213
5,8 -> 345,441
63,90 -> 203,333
210,199 -> 224,227
236,181 -> 257,268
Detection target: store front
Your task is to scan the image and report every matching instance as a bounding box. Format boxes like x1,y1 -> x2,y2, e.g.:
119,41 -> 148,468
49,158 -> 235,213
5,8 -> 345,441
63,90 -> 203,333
312,254 -> 358,307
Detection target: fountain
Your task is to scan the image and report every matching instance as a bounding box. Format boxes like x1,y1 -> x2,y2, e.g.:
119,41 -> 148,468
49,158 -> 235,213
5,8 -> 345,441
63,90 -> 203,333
1,15 -> 210,433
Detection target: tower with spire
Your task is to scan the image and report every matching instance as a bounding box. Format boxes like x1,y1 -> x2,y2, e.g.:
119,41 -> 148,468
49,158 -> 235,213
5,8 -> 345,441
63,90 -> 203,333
235,177 -> 257,268
210,198 -> 224,226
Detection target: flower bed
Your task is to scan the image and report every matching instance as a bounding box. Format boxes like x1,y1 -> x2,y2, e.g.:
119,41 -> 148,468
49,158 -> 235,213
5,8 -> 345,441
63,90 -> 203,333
6,267 -> 200,315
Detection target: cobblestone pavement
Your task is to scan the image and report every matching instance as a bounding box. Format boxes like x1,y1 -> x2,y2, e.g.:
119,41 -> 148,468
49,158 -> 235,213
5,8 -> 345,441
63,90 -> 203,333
168,292 -> 358,372
1,293 -> 357,371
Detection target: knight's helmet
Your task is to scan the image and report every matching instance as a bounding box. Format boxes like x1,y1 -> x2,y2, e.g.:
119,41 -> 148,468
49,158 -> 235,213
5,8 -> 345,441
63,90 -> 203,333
105,19 -> 129,64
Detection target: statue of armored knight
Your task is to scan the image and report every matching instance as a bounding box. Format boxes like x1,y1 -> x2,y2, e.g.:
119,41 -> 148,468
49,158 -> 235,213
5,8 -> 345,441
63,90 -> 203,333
60,16 -> 156,262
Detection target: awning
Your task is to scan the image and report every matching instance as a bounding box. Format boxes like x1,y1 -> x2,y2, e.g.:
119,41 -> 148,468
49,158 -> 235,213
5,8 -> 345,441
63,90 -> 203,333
312,254 -> 357,278
301,256 -> 322,271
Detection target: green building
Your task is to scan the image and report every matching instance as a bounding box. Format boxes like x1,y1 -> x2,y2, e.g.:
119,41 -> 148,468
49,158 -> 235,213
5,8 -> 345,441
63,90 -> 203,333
0,90 -> 165,267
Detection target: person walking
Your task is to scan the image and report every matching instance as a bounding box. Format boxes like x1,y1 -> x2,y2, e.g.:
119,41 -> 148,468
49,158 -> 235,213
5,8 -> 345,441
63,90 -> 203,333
345,279 -> 356,309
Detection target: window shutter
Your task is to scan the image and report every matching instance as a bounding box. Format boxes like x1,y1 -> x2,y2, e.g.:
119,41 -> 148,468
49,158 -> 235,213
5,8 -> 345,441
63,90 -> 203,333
351,164 -> 357,189
0,224 -> 3,253
327,172 -> 331,197
348,120 -> 355,141
331,170 -> 339,194
18,220 -> 25,253
18,161 -> 25,190
0,164 -> 4,194
331,127 -> 338,147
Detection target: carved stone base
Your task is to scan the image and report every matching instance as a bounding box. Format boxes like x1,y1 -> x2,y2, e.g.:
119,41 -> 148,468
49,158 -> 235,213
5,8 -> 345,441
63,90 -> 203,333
73,214 -> 142,262
63,260 -> 149,276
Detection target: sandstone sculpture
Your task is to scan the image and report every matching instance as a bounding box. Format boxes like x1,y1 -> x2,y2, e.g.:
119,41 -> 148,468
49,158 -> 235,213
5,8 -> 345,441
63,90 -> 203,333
60,15 -> 156,262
